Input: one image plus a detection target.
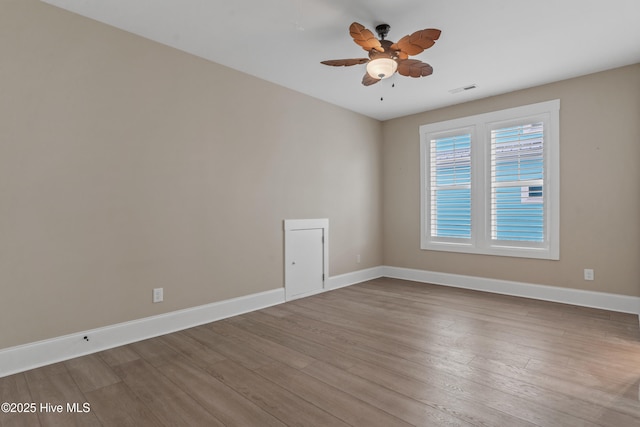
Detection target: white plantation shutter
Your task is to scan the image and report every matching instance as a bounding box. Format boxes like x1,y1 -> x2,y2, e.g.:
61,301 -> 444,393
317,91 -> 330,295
429,134 -> 472,239
490,123 -> 544,242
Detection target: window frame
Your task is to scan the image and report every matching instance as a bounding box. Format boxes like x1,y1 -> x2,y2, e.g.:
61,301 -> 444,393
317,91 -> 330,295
420,99 -> 560,260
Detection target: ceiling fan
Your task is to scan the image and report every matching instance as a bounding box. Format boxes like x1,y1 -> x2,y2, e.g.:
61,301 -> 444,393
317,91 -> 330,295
321,22 -> 441,86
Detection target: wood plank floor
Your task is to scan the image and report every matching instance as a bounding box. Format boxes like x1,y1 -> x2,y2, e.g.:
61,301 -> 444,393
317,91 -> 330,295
2,277 -> 640,426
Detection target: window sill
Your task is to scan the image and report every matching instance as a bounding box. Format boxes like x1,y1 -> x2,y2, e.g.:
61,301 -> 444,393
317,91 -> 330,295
421,241 -> 559,260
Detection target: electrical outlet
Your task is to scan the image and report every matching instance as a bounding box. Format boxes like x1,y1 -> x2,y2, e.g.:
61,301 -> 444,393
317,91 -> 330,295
584,269 -> 594,281
356,254 -> 361,264
153,288 -> 164,303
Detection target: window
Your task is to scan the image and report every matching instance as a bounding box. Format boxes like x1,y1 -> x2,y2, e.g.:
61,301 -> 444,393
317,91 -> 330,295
420,100 -> 559,259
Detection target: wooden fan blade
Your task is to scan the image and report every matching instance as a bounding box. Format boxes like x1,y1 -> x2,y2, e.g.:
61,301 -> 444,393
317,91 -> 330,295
421,28 -> 441,41
391,28 -> 441,56
349,22 -> 384,53
362,73 -> 381,86
321,58 -> 369,67
397,59 -> 434,78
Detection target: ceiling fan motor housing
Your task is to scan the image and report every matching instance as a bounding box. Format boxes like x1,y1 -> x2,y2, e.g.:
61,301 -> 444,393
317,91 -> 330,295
369,40 -> 399,61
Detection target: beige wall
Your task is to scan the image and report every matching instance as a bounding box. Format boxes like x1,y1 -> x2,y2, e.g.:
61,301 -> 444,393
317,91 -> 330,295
383,63 -> 640,297
0,1 -> 382,349
2,1 -> 638,352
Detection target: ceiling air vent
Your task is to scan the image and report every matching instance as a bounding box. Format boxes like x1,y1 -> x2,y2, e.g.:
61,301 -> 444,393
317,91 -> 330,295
449,84 -> 477,94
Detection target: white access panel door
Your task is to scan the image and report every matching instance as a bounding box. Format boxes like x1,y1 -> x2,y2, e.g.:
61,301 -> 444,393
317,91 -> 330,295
284,219 -> 328,301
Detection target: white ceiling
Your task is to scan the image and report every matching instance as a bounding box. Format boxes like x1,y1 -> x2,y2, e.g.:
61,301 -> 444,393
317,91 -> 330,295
42,0 -> 640,121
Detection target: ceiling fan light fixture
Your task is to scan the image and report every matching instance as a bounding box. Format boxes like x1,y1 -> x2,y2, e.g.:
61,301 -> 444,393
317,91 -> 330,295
366,58 -> 397,80
321,22 -> 440,86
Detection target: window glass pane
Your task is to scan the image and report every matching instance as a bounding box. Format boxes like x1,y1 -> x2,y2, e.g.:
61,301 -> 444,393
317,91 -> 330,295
434,188 -> 471,238
491,123 -> 544,242
493,186 -> 544,241
431,134 -> 471,239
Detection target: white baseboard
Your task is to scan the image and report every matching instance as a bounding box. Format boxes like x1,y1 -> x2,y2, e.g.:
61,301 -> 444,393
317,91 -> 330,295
0,266 -> 382,378
2,265 -> 638,378
287,267 -> 384,301
326,266 -> 385,290
0,288 -> 285,378
383,266 -> 640,315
